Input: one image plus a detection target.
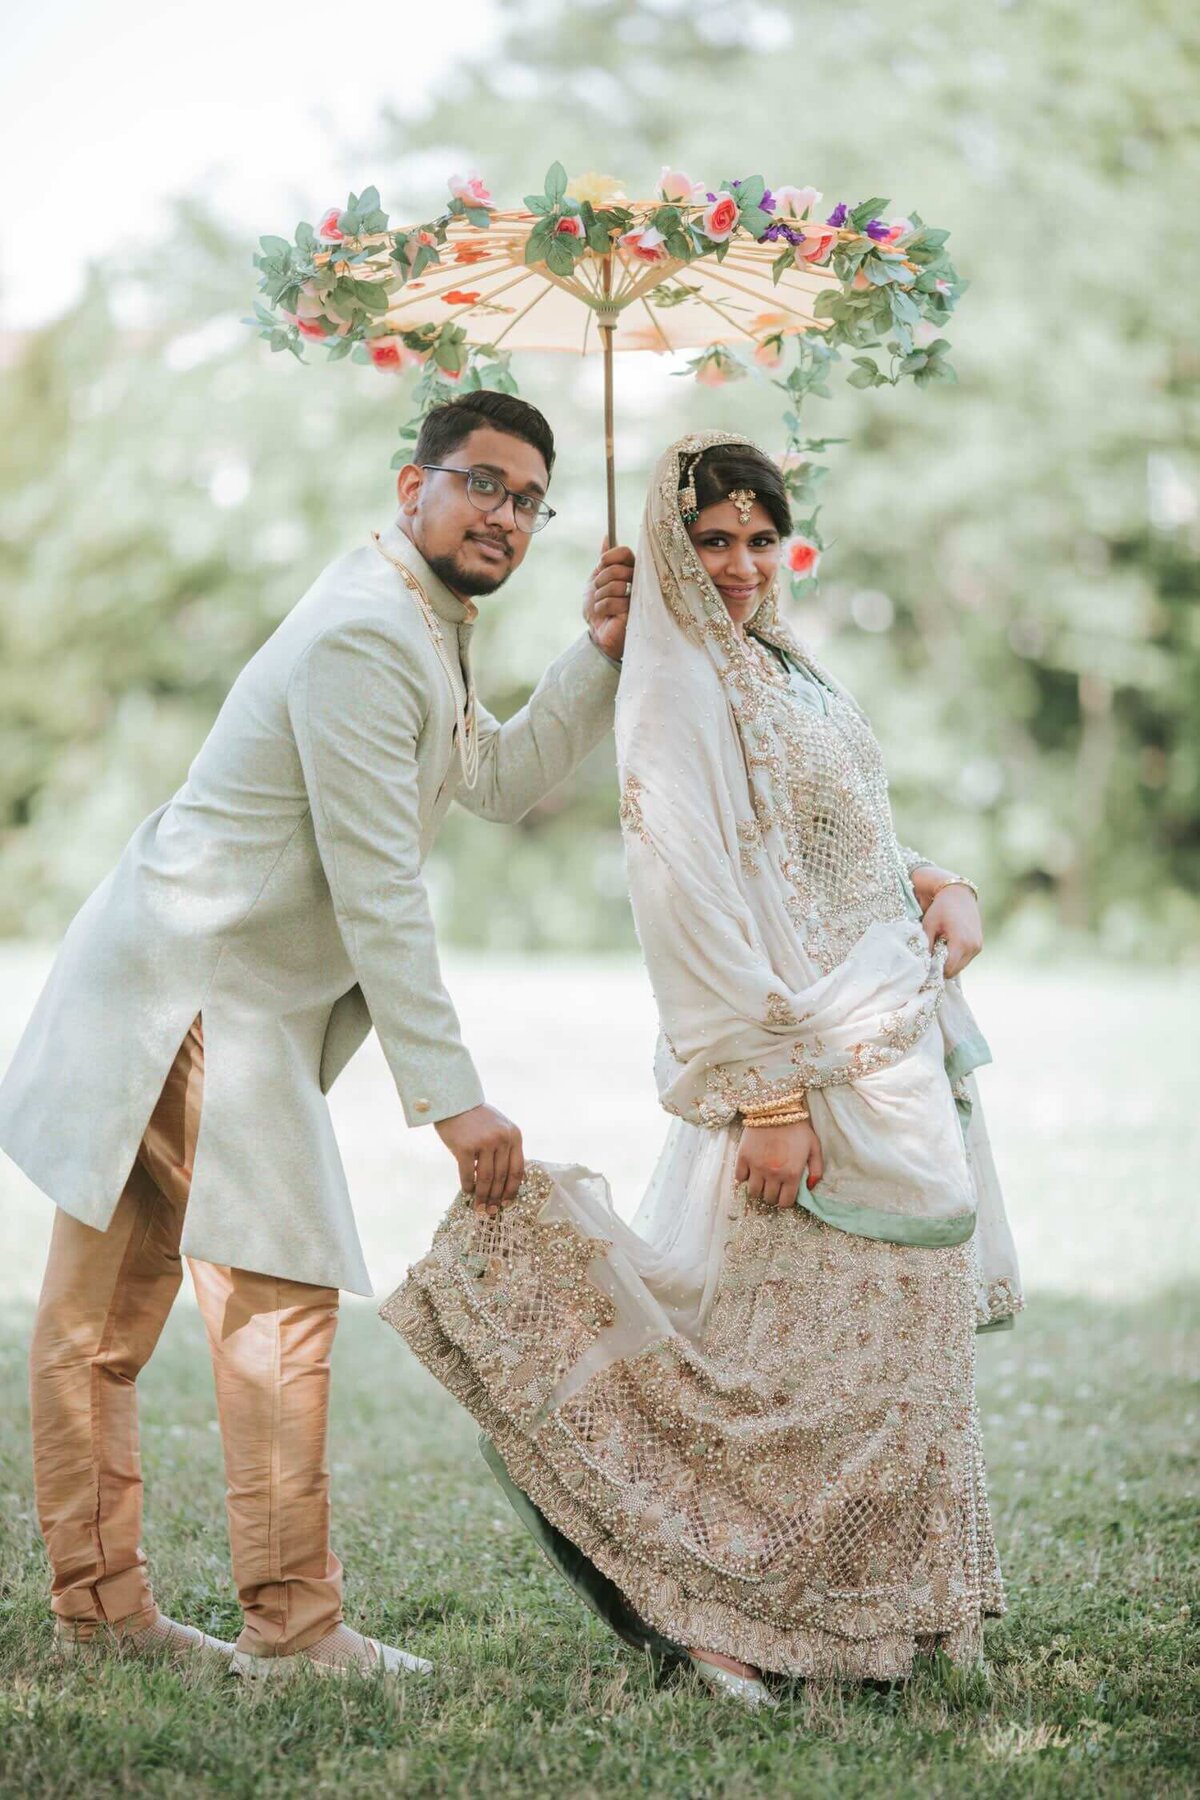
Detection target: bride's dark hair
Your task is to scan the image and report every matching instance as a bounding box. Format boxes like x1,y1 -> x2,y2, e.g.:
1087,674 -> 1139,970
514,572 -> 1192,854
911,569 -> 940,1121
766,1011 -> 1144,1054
682,443 -> 792,537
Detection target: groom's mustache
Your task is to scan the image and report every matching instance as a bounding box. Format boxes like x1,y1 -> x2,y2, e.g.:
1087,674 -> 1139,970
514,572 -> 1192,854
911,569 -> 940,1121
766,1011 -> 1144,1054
466,530 -> 514,561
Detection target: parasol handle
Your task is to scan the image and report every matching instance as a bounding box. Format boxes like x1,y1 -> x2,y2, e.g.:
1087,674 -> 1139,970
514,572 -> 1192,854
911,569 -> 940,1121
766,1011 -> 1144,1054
600,322 -> 617,548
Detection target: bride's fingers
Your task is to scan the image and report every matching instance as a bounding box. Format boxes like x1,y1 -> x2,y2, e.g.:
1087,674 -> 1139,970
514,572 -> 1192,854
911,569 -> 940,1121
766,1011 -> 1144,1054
745,1169 -> 765,1201
806,1139 -> 825,1189
760,1176 -> 782,1208
777,1179 -> 800,1210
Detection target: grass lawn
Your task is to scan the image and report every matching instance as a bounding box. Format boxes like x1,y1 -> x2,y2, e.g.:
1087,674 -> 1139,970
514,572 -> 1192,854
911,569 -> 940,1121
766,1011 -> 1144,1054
0,1286 -> 1196,1799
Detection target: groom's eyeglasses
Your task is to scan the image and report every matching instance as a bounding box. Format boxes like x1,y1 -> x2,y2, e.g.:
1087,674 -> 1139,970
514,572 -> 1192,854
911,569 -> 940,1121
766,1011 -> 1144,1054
420,465 -> 556,534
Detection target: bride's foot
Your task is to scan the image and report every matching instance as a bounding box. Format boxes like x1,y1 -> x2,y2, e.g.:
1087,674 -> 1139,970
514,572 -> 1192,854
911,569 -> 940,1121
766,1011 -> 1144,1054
687,1646 -> 778,1710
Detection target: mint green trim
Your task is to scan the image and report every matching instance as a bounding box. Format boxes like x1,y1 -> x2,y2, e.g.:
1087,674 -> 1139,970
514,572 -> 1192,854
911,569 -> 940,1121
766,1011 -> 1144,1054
477,1435 -> 685,1665
799,1185 -> 977,1247
976,1314 -> 1015,1335
945,1033 -> 993,1085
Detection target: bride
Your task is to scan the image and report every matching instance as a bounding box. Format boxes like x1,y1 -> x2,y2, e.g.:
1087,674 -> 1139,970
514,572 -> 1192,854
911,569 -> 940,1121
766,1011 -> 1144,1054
382,431 -> 1022,1706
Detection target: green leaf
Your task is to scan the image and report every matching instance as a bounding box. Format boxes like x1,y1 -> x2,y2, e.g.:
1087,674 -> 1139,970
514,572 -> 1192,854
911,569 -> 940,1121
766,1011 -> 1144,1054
735,175 -> 766,210
850,196 -> 890,227
464,206 -> 491,230
258,235 -> 292,258
545,161 -> 568,203
523,194 -> 550,214
890,287 -> 921,325
544,235 -> 576,276
358,185 -> 380,213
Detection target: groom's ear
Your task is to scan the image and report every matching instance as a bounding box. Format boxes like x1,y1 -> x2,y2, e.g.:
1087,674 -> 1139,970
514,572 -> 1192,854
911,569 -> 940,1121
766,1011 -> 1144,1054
396,464 -> 424,515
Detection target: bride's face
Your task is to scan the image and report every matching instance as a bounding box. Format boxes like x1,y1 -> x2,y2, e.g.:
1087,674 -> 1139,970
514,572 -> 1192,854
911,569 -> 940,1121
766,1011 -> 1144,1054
686,499 -> 783,629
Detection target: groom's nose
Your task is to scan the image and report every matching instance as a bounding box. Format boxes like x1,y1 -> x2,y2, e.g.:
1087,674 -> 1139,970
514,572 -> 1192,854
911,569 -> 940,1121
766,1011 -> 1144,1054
487,492 -> 518,533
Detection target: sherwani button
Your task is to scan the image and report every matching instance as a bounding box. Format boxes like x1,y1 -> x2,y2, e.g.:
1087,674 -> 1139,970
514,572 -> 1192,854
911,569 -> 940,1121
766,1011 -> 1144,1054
414,1098 -> 431,1114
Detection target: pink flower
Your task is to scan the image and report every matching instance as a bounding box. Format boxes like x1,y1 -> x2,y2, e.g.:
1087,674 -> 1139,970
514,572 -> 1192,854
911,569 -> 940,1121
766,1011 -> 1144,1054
795,230 -> 836,265
702,192 -> 739,241
881,217 -> 914,244
620,225 -> 668,264
282,309 -> 327,343
448,172 -> 493,208
693,348 -> 742,387
753,336 -> 785,370
440,363 -> 464,383
366,336 -> 422,371
773,184 -> 822,220
852,270 -> 871,291
786,537 -> 821,578
658,167 -> 700,204
935,278 -> 953,296
316,208 -> 345,243
293,282 -> 352,338
554,214 -> 587,239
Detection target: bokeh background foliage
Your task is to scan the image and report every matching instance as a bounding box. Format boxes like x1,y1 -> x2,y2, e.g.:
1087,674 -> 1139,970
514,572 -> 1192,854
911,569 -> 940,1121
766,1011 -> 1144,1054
1,0 -> 1197,952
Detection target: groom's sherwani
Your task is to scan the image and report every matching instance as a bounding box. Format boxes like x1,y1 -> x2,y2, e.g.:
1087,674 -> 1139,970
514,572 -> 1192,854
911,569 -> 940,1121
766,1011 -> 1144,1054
0,521 -> 618,1294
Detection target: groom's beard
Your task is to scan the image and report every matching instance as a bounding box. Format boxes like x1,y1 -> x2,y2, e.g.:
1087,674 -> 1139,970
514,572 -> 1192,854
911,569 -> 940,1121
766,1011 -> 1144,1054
425,534 -> 516,599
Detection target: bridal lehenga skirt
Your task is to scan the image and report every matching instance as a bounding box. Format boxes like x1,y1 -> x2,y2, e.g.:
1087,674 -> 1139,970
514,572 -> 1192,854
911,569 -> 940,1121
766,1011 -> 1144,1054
382,1131 -> 1005,1680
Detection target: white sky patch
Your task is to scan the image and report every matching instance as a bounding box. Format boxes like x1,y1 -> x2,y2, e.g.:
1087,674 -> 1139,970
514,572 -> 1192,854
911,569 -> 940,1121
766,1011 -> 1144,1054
0,0 -> 499,329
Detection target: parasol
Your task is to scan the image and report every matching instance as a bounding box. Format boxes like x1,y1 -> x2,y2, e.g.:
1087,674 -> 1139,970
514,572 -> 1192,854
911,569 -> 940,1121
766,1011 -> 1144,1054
250,166 -> 962,564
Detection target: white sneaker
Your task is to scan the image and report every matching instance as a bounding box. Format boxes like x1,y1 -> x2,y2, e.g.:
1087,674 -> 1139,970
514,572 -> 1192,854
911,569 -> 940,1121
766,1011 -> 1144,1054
54,1612 -> 235,1669
230,1622 -> 433,1682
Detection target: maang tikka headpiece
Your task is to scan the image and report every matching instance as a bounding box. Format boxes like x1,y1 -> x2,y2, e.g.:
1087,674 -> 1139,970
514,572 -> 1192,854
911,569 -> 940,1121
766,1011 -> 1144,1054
727,488 -> 757,525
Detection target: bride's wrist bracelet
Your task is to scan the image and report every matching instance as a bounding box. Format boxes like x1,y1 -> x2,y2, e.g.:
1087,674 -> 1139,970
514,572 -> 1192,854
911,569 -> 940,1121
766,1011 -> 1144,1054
742,1091 -> 810,1127
923,873 -> 979,906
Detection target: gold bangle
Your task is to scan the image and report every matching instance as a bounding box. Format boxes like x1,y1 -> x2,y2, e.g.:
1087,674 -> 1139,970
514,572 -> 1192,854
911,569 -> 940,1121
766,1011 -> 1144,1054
742,1091 -> 809,1118
744,1110 -> 810,1127
742,1099 -> 810,1125
925,874 -> 979,904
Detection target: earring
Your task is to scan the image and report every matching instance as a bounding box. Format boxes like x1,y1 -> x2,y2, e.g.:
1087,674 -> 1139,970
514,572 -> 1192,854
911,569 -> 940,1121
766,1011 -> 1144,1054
727,488 -> 756,525
679,453 -> 702,524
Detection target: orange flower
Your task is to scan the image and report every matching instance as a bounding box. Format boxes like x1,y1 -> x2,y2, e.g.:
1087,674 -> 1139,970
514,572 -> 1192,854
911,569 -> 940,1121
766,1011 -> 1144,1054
454,244 -> 492,264
443,289 -> 482,305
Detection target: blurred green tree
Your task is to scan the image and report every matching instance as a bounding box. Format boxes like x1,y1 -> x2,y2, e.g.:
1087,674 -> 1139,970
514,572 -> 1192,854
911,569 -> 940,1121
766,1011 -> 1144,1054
1,0 -> 1197,953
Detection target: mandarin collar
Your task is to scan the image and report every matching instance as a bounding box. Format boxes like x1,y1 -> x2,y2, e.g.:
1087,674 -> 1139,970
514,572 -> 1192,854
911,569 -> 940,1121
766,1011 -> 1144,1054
375,518 -> 479,629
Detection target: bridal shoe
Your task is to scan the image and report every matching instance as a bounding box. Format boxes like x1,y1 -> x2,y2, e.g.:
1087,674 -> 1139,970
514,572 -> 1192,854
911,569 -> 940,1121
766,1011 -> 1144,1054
54,1612 -> 235,1669
687,1652 -> 779,1710
230,1622 -> 433,1682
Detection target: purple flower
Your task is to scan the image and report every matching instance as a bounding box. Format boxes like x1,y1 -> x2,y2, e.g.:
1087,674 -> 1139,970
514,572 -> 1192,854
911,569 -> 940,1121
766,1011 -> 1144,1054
826,202 -> 848,228
763,221 -> 803,246
865,219 -> 889,241
760,188 -> 776,213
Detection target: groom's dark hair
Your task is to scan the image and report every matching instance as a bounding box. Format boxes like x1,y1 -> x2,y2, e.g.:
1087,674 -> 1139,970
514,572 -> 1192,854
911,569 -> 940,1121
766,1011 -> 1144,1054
414,392 -> 556,478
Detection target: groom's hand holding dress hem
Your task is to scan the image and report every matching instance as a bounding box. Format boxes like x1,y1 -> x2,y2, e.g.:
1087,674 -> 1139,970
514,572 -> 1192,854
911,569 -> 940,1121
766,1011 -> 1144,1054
0,392 -> 629,1672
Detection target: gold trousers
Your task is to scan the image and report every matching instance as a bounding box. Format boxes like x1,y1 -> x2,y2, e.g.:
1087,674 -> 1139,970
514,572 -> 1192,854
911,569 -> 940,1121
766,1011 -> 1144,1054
29,1019 -> 344,1656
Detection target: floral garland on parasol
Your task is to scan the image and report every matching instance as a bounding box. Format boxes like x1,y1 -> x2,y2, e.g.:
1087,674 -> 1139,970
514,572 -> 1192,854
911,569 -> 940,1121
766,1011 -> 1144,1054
248,165 -> 963,593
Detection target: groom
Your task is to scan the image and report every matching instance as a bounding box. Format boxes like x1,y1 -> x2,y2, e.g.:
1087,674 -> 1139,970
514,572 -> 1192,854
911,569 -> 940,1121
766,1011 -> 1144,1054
0,391 -> 635,1678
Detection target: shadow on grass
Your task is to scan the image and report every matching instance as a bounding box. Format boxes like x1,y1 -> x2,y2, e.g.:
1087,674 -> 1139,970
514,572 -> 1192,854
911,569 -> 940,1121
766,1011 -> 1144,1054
0,1286 -> 1196,1798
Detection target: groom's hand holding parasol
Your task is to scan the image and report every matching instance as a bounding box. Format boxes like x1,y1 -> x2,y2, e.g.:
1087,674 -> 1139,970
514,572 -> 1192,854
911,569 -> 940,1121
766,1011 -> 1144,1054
583,538 -> 635,663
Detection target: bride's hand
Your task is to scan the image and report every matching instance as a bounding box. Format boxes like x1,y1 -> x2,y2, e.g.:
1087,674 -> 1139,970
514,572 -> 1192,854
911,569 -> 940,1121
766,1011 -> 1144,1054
736,1121 -> 824,1210
918,883 -> 983,979
583,537 -> 634,662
